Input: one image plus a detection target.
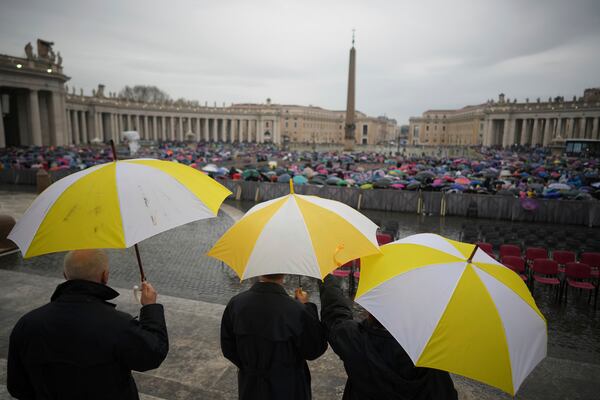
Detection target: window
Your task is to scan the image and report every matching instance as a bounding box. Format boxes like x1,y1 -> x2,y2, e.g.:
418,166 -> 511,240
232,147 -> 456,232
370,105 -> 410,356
426,126 -> 430,131
363,125 -> 368,135
413,126 -> 420,138
285,122 -> 288,128
442,126 -> 446,131
294,122 -> 297,128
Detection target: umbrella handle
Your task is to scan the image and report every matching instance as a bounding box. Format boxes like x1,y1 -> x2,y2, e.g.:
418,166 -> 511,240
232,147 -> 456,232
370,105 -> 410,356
134,244 -> 146,282
467,244 -> 479,264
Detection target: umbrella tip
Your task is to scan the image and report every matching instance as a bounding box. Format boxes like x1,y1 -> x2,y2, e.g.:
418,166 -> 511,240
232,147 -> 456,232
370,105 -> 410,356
289,179 -> 294,194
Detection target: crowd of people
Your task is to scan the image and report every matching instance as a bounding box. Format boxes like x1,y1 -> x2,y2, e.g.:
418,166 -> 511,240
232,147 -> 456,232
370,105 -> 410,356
1,141 -> 599,200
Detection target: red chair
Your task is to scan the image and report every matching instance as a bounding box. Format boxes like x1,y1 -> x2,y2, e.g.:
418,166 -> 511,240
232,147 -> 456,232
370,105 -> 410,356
502,256 -> 527,282
580,252 -> 600,279
563,262 -> 597,308
476,242 -> 494,258
500,244 -> 521,259
525,247 -> 548,265
552,250 -> 576,273
531,259 -> 561,300
376,233 -> 393,245
332,259 -> 357,278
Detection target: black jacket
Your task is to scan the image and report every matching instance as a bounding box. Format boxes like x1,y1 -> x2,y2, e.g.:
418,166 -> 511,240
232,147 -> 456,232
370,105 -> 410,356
221,281 -> 328,400
320,276 -> 458,400
7,279 -> 169,400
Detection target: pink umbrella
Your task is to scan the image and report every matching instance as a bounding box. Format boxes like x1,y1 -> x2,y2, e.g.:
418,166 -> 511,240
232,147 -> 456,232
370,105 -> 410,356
432,179 -> 443,187
390,183 -> 405,190
455,177 -> 471,185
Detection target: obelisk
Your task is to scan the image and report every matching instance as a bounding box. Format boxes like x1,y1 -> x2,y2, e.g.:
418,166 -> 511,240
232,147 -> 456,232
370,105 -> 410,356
344,30 -> 356,151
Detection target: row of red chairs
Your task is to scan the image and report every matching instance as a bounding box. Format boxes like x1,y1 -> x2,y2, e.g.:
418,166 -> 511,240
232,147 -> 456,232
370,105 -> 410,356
477,242 -> 600,271
501,256 -> 598,308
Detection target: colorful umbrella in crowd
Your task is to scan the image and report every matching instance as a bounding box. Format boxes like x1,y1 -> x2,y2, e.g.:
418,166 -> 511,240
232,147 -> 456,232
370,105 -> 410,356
356,234 -> 547,396
9,151 -> 231,280
208,181 -> 380,280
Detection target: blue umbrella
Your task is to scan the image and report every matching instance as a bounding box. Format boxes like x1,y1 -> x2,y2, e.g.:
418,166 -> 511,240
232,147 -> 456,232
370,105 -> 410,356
293,175 -> 308,185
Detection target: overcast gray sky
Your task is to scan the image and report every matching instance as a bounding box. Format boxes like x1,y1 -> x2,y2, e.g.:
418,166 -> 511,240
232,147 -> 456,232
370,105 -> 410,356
2,0 -> 599,123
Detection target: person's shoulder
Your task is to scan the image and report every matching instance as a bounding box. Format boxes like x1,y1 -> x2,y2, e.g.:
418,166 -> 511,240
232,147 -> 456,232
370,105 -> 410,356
11,302 -> 53,334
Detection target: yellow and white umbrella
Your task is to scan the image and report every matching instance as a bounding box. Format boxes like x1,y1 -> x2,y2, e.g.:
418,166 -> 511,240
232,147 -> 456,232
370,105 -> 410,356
208,182 -> 380,280
356,233 -> 547,396
9,158 -> 231,278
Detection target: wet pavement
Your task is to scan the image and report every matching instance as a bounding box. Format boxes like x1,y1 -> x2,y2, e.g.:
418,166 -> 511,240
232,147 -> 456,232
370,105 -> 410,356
0,190 -> 599,398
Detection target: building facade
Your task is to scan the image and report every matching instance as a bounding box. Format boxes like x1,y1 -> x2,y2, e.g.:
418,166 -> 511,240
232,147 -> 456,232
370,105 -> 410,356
409,90 -> 600,148
0,40 -> 397,148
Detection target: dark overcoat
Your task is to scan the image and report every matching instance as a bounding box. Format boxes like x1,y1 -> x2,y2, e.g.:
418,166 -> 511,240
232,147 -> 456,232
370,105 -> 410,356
221,281 -> 328,400
320,276 -> 458,400
7,279 -> 169,400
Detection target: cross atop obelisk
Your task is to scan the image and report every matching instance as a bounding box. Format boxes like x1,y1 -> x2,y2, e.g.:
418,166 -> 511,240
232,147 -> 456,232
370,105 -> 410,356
344,29 -> 356,151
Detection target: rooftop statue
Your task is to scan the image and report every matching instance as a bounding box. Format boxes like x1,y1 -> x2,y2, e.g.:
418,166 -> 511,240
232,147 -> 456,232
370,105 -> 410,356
24,42 -> 34,60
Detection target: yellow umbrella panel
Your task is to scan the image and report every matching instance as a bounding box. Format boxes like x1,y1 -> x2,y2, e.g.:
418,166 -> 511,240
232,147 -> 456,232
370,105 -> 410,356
208,192 -> 380,280
356,233 -> 547,396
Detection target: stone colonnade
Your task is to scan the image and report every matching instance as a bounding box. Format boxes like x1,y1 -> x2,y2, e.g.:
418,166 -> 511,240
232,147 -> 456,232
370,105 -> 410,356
0,88 -> 67,147
484,115 -> 600,147
64,110 -> 279,144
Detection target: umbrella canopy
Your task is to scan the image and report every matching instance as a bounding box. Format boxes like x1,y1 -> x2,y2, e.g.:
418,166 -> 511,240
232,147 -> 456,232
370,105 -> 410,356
208,182 -> 380,280
356,234 -> 546,396
9,159 -> 232,259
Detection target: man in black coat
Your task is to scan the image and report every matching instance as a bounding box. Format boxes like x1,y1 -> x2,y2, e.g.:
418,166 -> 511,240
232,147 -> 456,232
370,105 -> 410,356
221,274 -> 328,400
320,275 -> 458,400
7,249 -> 169,400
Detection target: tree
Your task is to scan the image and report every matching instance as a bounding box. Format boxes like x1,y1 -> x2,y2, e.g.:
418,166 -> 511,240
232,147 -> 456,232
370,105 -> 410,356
119,85 -> 170,103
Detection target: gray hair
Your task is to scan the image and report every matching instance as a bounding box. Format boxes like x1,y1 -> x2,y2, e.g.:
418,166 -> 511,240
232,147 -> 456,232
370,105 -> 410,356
64,249 -> 109,282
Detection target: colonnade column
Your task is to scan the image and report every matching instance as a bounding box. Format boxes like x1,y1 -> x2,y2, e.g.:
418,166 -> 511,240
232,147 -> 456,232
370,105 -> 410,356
81,111 -> 88,143
482,119 -> 492,147
566,118 -> 574,138
257,120 -> 263,143
211,118 -> 218,141
531,119 -> 540,147
519,119 -> 528,146
73,111 -> 80,144
28,90 -> 43,146
231,119 -> 237,142
151,116 -> 156,140
95,113 -> 102,141
501,119 -> 511,148
579,117 -> 586,138
202,118 -> 208,141
143,116 -> 149,140
542,118 -> 552,147
592,117 -> 599,139
222,119 -> 229,142
66,110 -> 73,144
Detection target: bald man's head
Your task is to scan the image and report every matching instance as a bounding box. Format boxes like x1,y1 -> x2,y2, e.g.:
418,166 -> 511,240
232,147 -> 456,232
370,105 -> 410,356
64,249 -> 109,284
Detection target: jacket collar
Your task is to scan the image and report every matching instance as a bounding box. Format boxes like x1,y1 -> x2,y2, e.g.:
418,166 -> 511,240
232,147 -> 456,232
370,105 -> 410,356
250,281 -> 288,296
51,279 -> 120,305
